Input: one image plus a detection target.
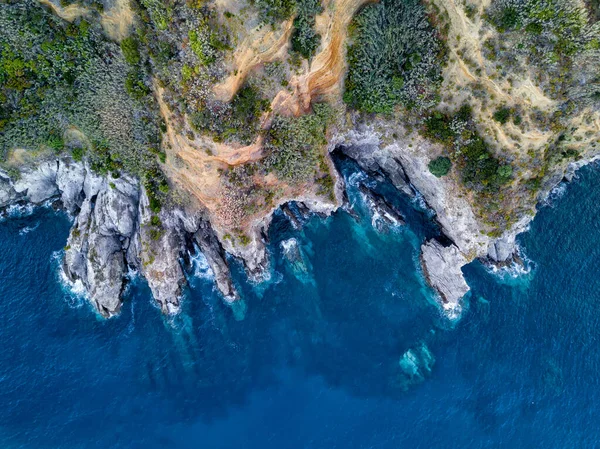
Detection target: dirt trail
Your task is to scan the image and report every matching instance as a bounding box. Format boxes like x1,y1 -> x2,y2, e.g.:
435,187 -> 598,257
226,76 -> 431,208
213,0 -> 372,113
38,0 -> 132,40
297,0 -> 374,107
100,0 -> 134,41
39,0 -> 89,21
213,21 -> 294,102
435,0 -> 559,153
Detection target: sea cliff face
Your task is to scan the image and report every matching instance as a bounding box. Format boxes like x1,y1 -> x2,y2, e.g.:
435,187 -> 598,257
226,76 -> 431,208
0,158 -> 234,316
0,157 -> 338,317
0,138 -> 591,320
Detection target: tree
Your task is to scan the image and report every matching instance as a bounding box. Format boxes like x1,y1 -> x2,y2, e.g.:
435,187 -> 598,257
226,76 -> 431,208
428,156 -> 452,177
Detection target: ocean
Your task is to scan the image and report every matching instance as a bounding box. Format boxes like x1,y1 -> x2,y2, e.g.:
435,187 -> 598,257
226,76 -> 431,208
1,159 -> 600,448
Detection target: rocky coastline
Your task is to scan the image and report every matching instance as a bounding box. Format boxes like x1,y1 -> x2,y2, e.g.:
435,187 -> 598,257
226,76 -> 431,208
334,125 -> 597,318
1,134 -> 593,319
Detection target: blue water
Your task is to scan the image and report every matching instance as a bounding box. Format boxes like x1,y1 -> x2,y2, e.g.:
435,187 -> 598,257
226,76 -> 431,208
2,161 -> 600,448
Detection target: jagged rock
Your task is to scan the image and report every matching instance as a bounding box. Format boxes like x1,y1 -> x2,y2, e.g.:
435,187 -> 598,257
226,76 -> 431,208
0,172 -> 19,208
63,174 -> 140,317
136,189 -> 186,315
56,160 -> 86,214
420,239 -> 470,319
194,220 -> 239,302
358,183 -> 405,230
12,160 -> 59,204
336,130 -> 413,197
487,237 -> 515,263
281,203 -> 303,230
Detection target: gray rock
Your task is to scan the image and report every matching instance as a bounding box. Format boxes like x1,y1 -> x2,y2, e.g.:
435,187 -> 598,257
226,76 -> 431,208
420,239 -> 470,320
13,160 -> 59,204
194,220 -> 239,302
56,160 -> 86,214
487,237 -> 515,263
0,172 -> 20,208
136,189 -> 186,314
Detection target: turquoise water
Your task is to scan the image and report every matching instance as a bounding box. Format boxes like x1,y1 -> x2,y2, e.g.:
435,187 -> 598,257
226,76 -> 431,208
1,160 -> 600,448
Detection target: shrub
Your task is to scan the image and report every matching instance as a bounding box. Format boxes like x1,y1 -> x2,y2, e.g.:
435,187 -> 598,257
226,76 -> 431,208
421,106 -> 513,191
263,102 -> 333,182
188,16 -> 230,66
428,156 -> 452,177
71,146 -> 85,162
125,69 -> 150,100
191,84 -> 269,144
0,0 -> 164,189
343,0 -> 445,113
120,36 -> 141,65
290,0 -> 323,60
252,0 -> 296,24
493,106 -> 511,124
486,0 -> 600,108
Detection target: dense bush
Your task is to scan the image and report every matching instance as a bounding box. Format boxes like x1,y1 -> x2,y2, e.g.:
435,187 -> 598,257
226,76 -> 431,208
190,84 -> 270,144
140,0 -> 172,30
343,0 -> 445,113
263,103 -> 333,182
188,16 -> 230,66
0,0 -> 164,191
251,0 -> 296,24
486,0 -> 600,108
422,106 -> 513,190
290,0 -> 323,60
492,106 -> 511,124
121,36 -> 141,65
428,156 -> 452,177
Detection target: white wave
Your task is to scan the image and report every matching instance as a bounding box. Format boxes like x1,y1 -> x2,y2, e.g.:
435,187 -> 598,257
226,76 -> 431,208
280,237 -> 298,254
346,170 -> 370,188
188,245 -> 215,280
18,221 -> 39,235
543,182 -> 568,208
485,244 -> 536,286
51,250 -> 88,309
5,203 -> 35,219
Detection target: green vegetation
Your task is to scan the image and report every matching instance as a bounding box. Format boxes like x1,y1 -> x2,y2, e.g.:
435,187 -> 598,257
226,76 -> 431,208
191,84 -> 270,144
343,0 -> 445,113
251,0 -> 323,60
290,0 -> 323,60
121,36 -> 141,65
422,106 -> 513,191
428,157 -> 452,177
264,103 -> 333,182
251,0 -> 296,24
486,0 -> 600,108
188,16 -> 230,66
140,0 -> 172,30
492,106 -> 511,124
0,0 -> 167,204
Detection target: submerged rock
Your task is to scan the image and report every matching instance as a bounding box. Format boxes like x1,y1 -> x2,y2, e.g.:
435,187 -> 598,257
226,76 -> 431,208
396,343 -> 435,390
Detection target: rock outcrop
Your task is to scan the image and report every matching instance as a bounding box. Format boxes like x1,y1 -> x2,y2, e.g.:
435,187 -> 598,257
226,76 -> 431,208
358,183 -> 405,231
194,219 -> 239,302
0,157 -> 225,317
336,127 -> 501,316
420,239 -> 470,319
61,169 -> 140,317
